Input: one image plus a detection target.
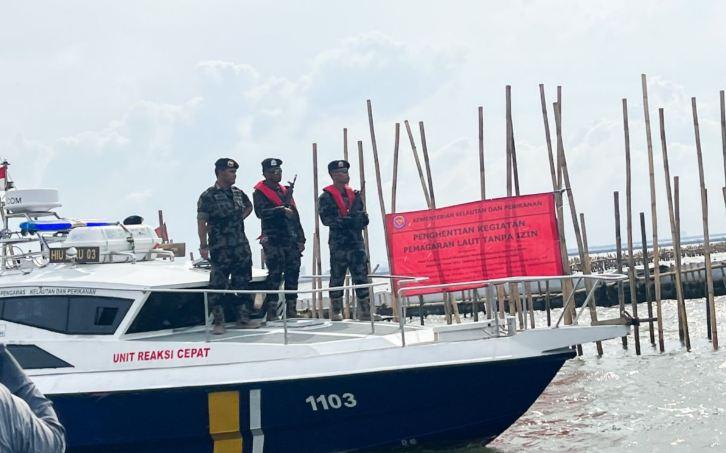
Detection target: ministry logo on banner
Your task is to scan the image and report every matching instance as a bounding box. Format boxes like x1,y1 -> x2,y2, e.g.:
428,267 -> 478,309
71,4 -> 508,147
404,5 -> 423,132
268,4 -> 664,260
392,215 -> 408,230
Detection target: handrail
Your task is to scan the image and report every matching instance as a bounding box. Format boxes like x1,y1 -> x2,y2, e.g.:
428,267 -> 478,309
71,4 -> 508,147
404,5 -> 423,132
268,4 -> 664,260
395,273 -> 629,346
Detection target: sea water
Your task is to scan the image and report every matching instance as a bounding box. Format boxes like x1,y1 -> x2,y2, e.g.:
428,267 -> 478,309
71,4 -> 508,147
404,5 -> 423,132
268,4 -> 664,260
419,296 -> 726,452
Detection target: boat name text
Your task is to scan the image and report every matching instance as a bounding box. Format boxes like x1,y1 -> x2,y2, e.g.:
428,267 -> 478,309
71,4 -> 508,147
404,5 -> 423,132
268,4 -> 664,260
112,347 -> 211,364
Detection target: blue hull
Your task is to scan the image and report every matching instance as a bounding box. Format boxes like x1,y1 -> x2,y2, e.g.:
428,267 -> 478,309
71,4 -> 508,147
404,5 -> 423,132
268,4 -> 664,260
51,349 -> 574,452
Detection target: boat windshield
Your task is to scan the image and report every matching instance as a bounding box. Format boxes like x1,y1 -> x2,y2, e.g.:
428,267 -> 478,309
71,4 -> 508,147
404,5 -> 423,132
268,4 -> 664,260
126,290 -> 206,334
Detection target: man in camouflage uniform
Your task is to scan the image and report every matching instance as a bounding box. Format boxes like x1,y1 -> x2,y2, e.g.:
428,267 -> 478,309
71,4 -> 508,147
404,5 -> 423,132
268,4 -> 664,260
197,158 -> 254,334
253,158 -> 305,321
318,160 -> 371,321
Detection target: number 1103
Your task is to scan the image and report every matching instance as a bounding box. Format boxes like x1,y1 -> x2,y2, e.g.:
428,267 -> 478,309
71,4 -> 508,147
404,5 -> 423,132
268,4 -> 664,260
305,393 -> 357,411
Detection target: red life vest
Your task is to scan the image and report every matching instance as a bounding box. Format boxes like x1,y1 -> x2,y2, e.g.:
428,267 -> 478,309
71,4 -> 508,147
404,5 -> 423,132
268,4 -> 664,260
254,181 -> 295,207
323,185 -> 356,216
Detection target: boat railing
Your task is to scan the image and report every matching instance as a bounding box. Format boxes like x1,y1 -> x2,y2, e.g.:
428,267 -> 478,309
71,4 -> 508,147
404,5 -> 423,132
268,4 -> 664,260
141,274 -> 426,344
395,273 -> 630,346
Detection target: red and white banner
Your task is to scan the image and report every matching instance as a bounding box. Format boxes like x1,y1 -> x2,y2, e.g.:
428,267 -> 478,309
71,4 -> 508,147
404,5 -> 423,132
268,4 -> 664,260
385,193 -> 563,296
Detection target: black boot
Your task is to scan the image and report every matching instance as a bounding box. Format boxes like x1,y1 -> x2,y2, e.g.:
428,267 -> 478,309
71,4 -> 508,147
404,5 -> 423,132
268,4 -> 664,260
357,298 -> 371,321
285,299 -> 298,319
330,298 -> 343,321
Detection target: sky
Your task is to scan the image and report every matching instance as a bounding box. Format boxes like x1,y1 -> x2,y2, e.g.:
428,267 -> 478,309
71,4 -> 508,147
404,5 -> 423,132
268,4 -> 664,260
2,1 -> 726,271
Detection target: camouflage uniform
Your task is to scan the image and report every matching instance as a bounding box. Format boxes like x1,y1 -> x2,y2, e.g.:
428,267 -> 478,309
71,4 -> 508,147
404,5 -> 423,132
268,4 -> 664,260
253,183 -> 305,319
318,186 -> 371,319
197,184 -> 253,321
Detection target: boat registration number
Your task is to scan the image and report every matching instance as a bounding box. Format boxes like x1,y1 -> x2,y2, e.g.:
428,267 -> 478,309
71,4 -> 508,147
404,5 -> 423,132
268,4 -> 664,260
49,247 -> 101,263
305,393 -> 357,411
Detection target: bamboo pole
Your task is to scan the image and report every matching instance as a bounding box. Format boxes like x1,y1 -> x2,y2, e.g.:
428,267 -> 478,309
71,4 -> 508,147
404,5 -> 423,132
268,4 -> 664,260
497,285 -> 506,319
721,91 -> 726,190
343,128 -> 351,317
675,176 -> 685,330
639,212 -> 655,346
544,280 -> 551,327
420,121 -> 461,324
556,86 -> 563,189
525,282 -> 534,329
358,140 -> 372,276
312,143 -> 323,319
506,86 -> 520,325
391,123 -> 400,213
623,98 -> 642,354
343,128 -> 349,161
544,92 -> 573,328
420,122 -> 436,209
512,283 -> 524,329
613,191 -> 628,348
692,97 -> 718,350
403,120 -> 431,208
505,85 -> 512,197
478,106 -> 485,200
366,100 -> 398,320
641,74 -> 665,352
554,190 -> 575,328
721,91 -> 726,208
554,101 -> 596,349
539,84 -> 558,190
658,108 -> 690,349
579,212 -> 604,356
674,176 -> 687,340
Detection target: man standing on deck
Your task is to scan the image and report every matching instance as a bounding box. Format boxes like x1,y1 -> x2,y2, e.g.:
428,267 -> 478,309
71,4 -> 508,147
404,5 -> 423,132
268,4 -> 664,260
253,158 -> 305,320
197,158 -> 254,334
319,160 -> 371,321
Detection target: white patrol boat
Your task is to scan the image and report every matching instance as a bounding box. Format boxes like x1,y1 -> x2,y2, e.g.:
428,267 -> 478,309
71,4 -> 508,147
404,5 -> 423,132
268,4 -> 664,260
0,184 -> 631,452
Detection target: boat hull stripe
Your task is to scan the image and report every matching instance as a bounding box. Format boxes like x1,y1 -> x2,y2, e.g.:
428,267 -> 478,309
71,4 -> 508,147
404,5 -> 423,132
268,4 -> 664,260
250,389 -> 264,453
208,390 -> 243,453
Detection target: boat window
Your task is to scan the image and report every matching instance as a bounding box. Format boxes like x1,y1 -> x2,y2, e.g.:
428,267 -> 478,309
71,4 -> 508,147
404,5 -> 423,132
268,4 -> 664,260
66,296 -> 132,334
6,344 -> 72,370
1,296 -> 133,334
126,291 -> 205,333
2,296 -> 69,332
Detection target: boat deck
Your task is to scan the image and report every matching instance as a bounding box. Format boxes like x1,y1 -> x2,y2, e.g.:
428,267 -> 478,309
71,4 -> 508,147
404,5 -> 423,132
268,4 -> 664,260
137,319 -> 416,345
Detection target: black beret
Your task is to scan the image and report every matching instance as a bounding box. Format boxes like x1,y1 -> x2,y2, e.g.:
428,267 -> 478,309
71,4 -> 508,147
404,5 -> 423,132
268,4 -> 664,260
328,160 -> 350,172
214,158 -> 239,170
123,215 -> 144,225
261,158 -> 283,171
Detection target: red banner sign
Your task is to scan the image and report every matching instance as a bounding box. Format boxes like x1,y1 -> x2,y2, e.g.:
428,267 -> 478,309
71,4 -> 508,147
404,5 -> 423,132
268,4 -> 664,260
385,193 -> 563,296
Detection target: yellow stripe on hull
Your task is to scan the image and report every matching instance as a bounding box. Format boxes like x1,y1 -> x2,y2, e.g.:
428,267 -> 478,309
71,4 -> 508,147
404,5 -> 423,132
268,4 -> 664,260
208,391 -> 243,453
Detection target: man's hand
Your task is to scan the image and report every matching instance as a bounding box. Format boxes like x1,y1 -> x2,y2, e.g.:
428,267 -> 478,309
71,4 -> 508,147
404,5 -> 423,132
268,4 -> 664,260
283,207 -> 295,219
200,248 -> 209,260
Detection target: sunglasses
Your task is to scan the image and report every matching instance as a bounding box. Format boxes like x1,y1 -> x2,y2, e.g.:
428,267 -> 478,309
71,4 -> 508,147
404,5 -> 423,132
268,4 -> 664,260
331,168 -> 349,174
266,168 -> 283,175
